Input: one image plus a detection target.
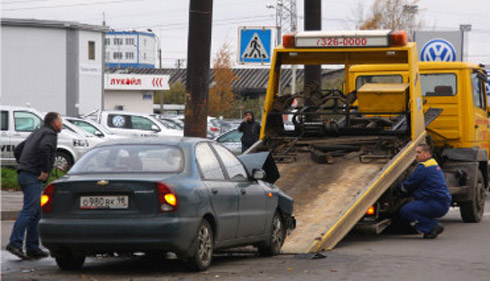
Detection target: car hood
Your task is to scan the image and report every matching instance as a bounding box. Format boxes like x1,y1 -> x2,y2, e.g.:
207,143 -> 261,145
238,151 -> 280,184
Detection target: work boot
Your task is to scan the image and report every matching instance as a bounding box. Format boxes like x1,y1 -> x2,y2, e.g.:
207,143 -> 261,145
26,248 -> 49,259
6,243 -> 28,260
423,223 -> 444,239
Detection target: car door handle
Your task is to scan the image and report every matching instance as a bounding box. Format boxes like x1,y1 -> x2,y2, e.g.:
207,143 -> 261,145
240,189 -> 246,195
211,188 -> 218,195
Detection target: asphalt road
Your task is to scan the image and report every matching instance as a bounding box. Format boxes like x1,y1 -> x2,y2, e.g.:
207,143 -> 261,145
1,195 -> 489,281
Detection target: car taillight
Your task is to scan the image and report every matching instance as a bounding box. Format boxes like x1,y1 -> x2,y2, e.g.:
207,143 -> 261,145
366,205 -> 375,216
210,127 -> 219,132
156,182 -> 178,212
41,183 -> 55,213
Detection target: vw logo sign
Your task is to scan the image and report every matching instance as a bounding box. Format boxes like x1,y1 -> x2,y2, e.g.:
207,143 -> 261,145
112,115 -> 125,128
420,39 -> 457,62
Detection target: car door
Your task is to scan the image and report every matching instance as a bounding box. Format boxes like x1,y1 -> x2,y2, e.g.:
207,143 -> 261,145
211,143 -> 267,238
1,110 -> 14,164
195,142 -> 239,241
471,71 -> 489,149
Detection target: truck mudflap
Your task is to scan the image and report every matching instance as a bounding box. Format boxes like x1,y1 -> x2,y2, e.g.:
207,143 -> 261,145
278,132 -> 426,253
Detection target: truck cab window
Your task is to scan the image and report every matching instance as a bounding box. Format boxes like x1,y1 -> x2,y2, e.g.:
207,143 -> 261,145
471,73 -> 485,110
355,75 -> 403,90
420,73 -> 457,96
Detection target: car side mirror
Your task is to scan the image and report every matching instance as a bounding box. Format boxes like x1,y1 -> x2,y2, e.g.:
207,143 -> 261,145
151,125 -> 160,132
94,130 -> 103,137
252,169 -> 267,180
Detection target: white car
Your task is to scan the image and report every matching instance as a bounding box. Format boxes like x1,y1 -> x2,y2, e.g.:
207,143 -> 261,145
1,106 -> 89,171
65,116 -> 126,141
97,111 -> 183,138
215,128 -> 243,155
62,119 -> 105,148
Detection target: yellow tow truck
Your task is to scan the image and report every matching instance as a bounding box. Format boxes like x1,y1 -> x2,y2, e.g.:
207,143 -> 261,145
248,29 -> 432,253
349,61 -> 489,223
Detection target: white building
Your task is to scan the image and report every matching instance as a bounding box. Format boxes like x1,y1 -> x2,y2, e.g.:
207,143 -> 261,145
1,18 -> 108,116
105,31 -> 158,69
104,72 -> 169,113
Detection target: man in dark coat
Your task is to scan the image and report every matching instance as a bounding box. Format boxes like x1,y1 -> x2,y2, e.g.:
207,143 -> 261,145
398,144 -> 452,239
6,112 -> 62,259
237,110 -> 261,153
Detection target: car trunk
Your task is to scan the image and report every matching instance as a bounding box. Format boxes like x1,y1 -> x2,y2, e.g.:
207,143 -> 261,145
48,174 -> 175,219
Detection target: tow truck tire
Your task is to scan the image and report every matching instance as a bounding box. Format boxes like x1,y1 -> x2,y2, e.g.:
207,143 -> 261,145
55,253 -> 85,270
259,211 -> 286,256
460,170 -> 486,223
54,151 -> 73,172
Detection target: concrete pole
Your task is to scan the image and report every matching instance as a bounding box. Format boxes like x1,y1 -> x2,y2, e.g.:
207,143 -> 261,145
185,0 -> 213,137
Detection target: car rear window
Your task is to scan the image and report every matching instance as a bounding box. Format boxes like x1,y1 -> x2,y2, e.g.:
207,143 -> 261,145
69,144 -> 184,174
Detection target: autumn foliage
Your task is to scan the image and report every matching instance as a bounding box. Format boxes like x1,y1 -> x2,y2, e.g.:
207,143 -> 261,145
208,43 -> 238,118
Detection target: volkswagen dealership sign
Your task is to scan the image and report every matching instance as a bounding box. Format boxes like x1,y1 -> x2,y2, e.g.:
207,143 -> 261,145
415,31 -> 463,62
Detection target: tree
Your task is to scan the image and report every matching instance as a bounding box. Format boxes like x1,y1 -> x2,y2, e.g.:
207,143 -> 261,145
354,0 -> 423,41
154,82 -> 186,105
208,43 -> 238,118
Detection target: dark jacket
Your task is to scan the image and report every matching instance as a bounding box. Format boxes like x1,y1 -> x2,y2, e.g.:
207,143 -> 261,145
399,158 -> 452,204
237,111 -> 261,149
14,123 -> 58,176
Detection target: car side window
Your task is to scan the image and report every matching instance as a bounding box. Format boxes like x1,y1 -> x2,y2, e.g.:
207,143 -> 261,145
1,111 -> 8,131
212,143 -> 248,181
195,143 -> 225,180
218,130 -> 243,143
72,120 -> 97,134
131,116 -> 159,131
108,114 -> 131,129
14,111 -> 42,132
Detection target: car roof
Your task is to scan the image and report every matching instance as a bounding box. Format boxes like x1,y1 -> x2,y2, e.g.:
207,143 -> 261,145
95,136 -> 211,148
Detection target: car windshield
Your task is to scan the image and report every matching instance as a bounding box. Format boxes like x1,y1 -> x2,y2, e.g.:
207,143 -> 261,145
69,144 -> 184,174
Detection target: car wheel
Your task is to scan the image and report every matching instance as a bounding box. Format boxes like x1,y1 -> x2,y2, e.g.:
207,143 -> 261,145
186,219 -> 213,271
259,211 -> 285,256
54,151 -> 73,172
55,253 -> 85,270
460,170 -> 486,223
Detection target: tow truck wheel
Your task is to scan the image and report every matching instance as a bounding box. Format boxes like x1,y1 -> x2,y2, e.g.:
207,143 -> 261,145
259,211 -> 286,256
460,170 -> 486,223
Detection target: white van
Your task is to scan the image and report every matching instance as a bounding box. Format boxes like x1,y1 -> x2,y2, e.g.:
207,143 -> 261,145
97,110 -> 183,138
1,106 -> 89,171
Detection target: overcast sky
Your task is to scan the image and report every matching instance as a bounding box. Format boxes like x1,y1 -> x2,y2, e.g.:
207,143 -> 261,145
2,0 -> 489,67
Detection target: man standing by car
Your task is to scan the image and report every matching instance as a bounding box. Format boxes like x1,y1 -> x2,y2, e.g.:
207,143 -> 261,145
6,112 -> 62,259
238,110 -> 261,153
398,144 -> 452,239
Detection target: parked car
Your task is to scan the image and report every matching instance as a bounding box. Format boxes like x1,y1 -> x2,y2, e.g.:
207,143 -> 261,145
1,106 -> 89,171
39,138 -> 295,271
62,119 -> 105,148
97,111 -> 183,138
65,116 -> 126,141
215,128 -> 243,155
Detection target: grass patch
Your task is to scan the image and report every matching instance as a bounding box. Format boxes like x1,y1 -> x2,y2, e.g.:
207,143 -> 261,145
1,167 -> 66,191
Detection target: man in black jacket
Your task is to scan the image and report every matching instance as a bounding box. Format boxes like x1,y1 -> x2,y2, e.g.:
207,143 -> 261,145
238,111 -> 261,153
6,112 -> 62,260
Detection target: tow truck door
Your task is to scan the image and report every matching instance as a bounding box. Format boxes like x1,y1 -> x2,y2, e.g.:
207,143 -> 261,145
471,71 -> 489,150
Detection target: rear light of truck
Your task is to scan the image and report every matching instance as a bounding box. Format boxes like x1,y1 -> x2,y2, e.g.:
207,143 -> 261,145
41,183 -> 55,213
156,182 -> 179,212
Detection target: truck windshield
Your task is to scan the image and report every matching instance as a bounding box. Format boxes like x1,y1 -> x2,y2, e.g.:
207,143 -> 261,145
421,73 -> 457,96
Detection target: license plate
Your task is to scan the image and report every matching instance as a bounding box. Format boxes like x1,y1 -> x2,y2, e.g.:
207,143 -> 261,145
80,196 -> 128,209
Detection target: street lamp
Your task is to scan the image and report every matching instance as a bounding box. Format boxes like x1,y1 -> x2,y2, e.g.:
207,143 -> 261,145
147,28 -> 164,114
266,0 -> 297,95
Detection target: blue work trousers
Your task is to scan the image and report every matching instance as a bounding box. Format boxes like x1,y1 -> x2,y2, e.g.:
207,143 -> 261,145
399,199 -> 450,234
9,171 -> 43,251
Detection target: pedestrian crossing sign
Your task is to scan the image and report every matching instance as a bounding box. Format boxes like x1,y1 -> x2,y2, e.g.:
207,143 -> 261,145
238,27 -> 272,65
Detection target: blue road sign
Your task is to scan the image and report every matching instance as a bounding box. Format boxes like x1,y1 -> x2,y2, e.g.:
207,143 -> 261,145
420,39 -> 457,62
238,27 -> 272,64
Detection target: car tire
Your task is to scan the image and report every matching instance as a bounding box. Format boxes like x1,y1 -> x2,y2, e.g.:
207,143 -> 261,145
54,151 -> 73,172
55,253 -> 85,270
259,211 -> 286,256
460,170 -> 486,223
185,219 -> 214,271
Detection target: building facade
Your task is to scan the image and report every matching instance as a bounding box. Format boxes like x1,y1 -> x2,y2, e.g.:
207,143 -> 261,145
1,18 -> 108,116
105,31 -> 157,69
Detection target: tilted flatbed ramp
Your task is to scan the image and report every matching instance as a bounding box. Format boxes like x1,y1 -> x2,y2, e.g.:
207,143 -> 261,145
278,133 -> 425,253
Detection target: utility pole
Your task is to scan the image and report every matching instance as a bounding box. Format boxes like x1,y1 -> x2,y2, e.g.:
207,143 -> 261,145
185,0 -> 213,137
304,0 -> 321,105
